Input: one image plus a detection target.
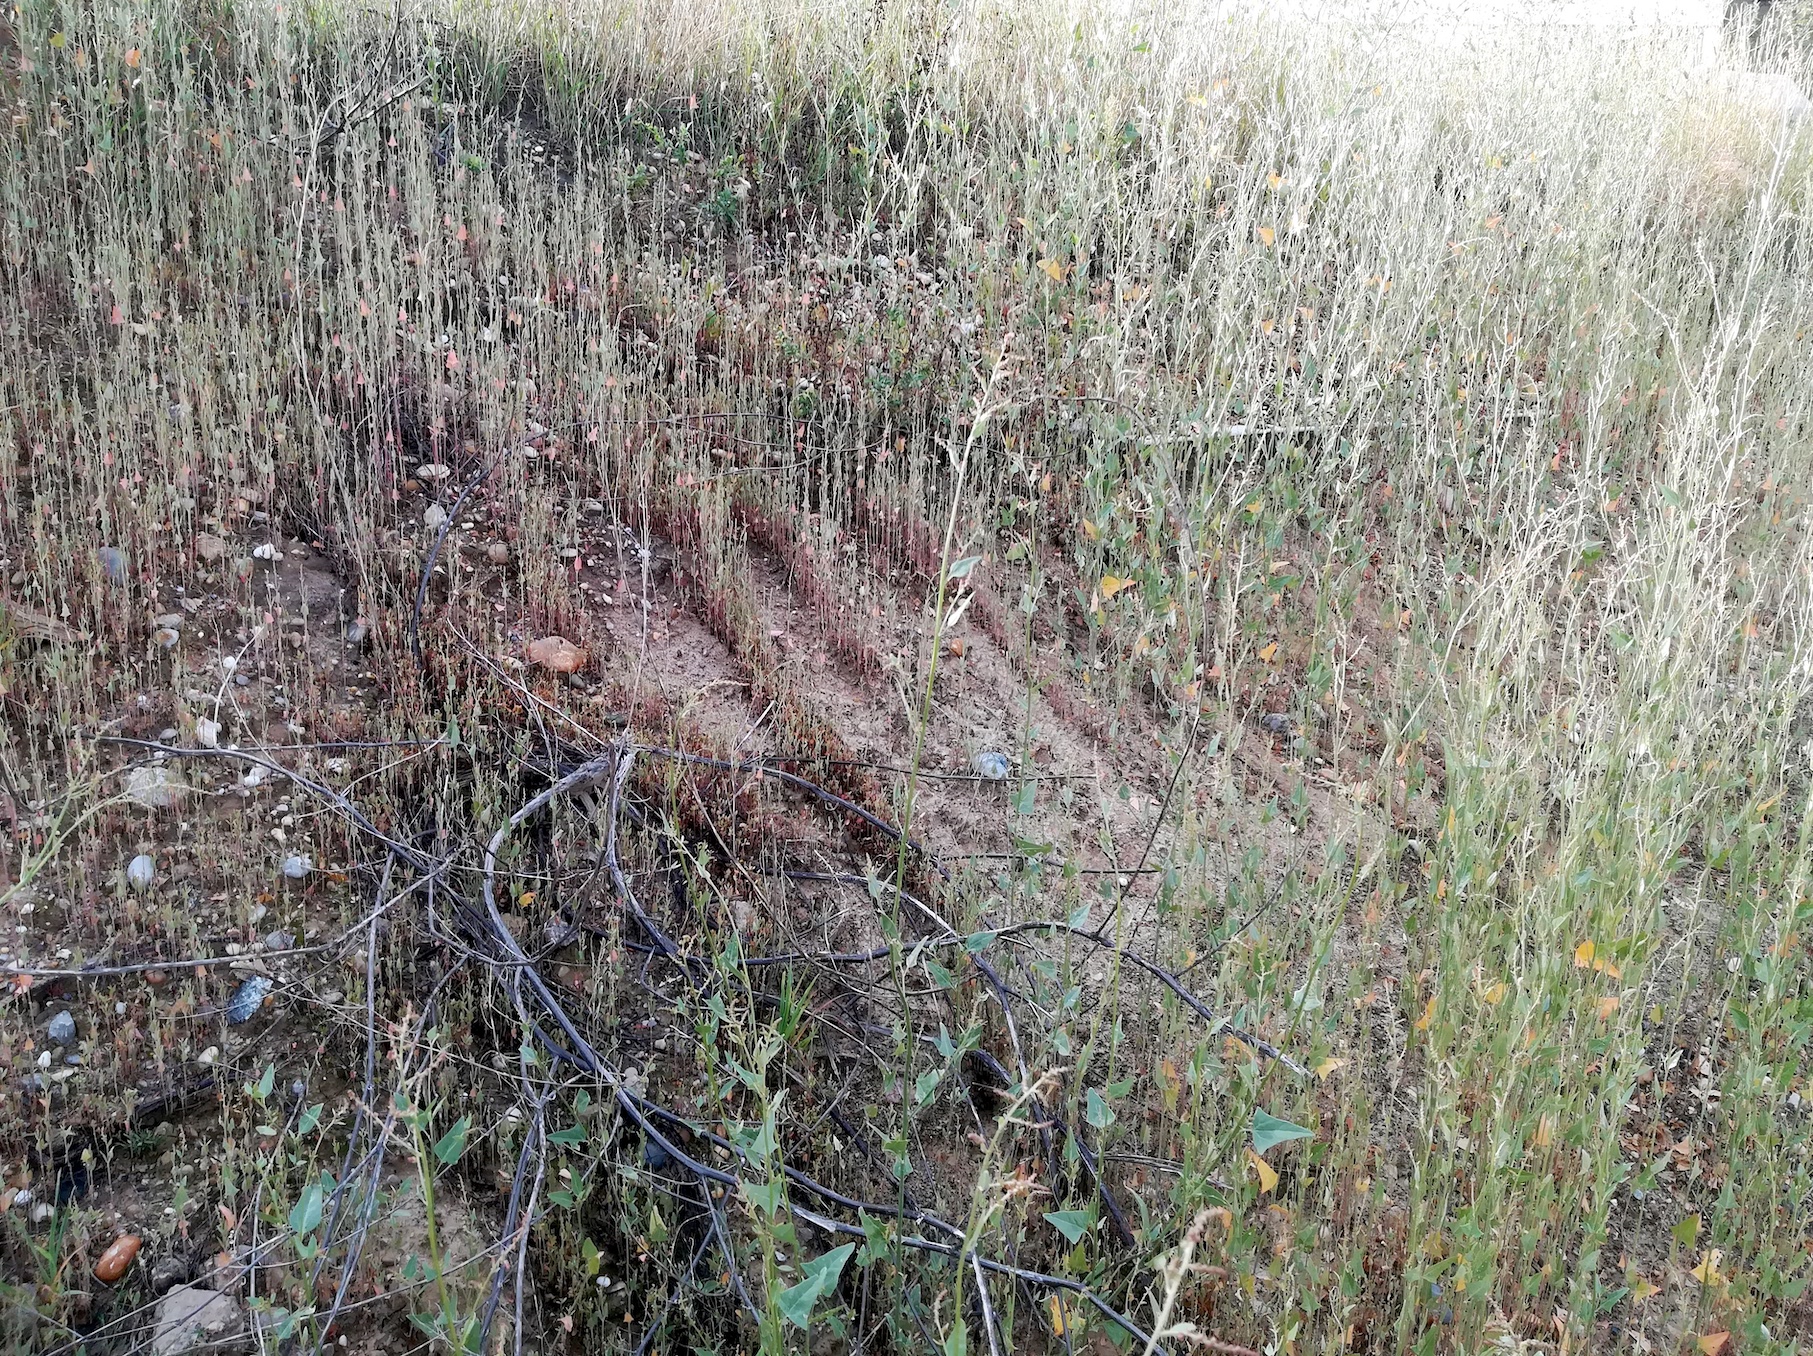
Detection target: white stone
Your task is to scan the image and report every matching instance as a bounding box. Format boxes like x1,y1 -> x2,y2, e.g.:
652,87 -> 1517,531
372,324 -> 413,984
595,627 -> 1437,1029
153,1286 -> 245,1356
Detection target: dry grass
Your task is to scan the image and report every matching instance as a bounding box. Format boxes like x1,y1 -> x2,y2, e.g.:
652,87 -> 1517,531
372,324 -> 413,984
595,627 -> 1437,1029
1,1 -> 1812,1353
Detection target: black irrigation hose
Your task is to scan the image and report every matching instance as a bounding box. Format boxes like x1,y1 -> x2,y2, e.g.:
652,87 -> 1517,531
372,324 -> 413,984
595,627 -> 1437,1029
73,726 -> 1293,1352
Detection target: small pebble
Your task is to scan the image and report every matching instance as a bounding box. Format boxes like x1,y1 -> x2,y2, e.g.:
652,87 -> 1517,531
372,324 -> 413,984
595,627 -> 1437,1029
126,854 -> 157,892
197,1046 -> 219,1066
281,854 -> 312,881
264,931 -> 295,952
486,541 -> 509,564
47,1011 -> 75,1045
973,751 -> 1010,781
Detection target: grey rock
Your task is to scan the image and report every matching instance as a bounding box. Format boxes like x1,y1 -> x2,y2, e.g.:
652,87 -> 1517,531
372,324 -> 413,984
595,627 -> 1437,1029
263,931 -> 295,953
1259,712 -> 1297,736
153,1285 -> 244,1356
47,1011 -> 75,1045
280,854 -> 312,881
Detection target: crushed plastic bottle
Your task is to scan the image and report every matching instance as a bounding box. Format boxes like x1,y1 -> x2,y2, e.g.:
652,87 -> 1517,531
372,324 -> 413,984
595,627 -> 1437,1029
972,751 -> 1010,781
226,976 -> 274,1025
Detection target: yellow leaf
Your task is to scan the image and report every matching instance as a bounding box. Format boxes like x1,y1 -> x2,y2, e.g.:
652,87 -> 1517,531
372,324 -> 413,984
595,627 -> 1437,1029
1595,995 -> 1620,1021
1480,980 -> 1507,1005
1245,499 -> 1264,515
1048,1295 -> 1069,1336
1080,519 -> 1100,541
1690,1251 -> 1725,1286
1258,226 -> 1276,247
1413,993 -> 1436,1031
1100,574 -> 1131,598
1697,1333 -> 1731,1356
1038,258 -> 1065,282
1185,93 -> 1208,108
1532,1115 -> 1555,1148
1257,641 -> 1279,663
1631,1275 -> 1661,1303
1596,957 -> 1622,979
1314,1057 -> 1345,1081
1248,1149 -> 1279,1194
124,47 -> 141,68
1573,939 -> 1596,968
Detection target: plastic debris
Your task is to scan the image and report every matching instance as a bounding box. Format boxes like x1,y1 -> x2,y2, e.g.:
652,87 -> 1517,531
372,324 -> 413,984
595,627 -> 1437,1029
528,636 -> 587,673
281,853 -> 312,880
973,751 -> 1010,781
47,1011 -> 75,1045
125,766 -> 190,809
127,854 -> 157,891
226,976 -> 273,1025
